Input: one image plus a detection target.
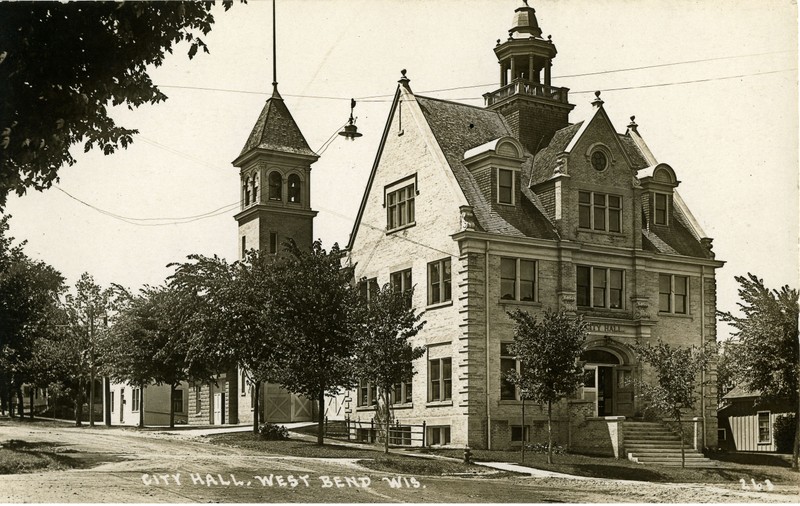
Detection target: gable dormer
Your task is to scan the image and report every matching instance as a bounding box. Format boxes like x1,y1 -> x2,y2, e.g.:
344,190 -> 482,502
638,163 -> 679,228
462,136 -> 526,208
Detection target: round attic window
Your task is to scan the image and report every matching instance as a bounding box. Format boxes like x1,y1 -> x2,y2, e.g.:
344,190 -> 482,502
591,150 -> 608,171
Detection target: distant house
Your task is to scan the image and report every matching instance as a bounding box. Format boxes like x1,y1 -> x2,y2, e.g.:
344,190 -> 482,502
106,382 -> 189,426
717,386 -> 794,452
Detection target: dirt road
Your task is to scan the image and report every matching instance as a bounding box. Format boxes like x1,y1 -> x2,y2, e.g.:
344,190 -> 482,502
0,422 -> 797,503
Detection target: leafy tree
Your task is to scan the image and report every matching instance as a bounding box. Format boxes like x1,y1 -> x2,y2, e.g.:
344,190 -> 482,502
352,283 -> 425,453
61,273 -> 110,426
506,308 -> 588,464
0,216 -> 64,416
0,1 -> 237,208
169,251 -> 283,434
716,340 -> 738,403
632,339 -> 711,468
269,240 -> 359,445
719,273 -> 799,470
106,282 -> 219,428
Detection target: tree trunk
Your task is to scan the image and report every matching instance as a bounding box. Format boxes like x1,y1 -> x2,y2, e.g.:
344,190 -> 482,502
252,381 -> 261,435
74,389 -> 83,426
521,396 -> 526,464
547,400 -> 553,465
16,387 -> 24,418
384,390 -> 390,454
169,384 -> 175,429
317,389 -> 325,445
29,387 -> 34,420
677,413 -> 685,469
793,404 -> 799,471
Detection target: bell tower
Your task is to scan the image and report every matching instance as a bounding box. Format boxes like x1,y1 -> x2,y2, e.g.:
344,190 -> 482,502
484,1 -> 574,155
232,1 -> 318,259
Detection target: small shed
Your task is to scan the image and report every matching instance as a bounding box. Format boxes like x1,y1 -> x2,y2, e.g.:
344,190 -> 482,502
717,386 -> 793,452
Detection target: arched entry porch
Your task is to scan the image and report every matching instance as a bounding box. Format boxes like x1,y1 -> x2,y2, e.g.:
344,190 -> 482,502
580,344 -> 635,417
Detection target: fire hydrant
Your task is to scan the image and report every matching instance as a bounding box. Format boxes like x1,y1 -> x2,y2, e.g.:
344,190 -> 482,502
463,446 -> 472,464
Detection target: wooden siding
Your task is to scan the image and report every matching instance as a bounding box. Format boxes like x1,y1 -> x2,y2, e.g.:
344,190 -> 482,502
727,411 -> 781,452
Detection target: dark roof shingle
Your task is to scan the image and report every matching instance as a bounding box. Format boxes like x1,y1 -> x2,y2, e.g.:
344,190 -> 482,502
415,95 -> 557,239
240,95 -> 317,158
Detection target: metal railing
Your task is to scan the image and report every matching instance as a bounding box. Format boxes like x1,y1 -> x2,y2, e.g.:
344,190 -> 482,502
344,417 -> 428,447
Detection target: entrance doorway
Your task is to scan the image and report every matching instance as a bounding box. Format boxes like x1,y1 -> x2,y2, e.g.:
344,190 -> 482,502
581,348 -> 634,417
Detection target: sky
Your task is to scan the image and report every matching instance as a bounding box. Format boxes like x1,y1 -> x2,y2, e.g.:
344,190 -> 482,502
4,0 -> 798,339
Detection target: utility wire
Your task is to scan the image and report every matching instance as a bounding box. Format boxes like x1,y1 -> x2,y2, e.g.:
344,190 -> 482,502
158,49 -> 796,101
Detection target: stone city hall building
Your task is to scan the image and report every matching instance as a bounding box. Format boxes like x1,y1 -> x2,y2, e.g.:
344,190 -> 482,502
197,1 -> 723,458
343,1 -> 723,454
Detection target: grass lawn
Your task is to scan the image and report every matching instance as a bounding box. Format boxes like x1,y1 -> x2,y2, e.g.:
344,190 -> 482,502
206,432 -> 500,476
424,447 -> 800,484
0,440 -> 77,474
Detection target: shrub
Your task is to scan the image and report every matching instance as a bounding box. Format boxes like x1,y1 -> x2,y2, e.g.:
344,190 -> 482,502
525,442 -> 565,454
258,422 -> 289,441
774,414 -> 796,454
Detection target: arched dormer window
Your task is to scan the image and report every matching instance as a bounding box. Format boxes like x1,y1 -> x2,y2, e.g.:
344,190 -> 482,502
268,171 -> 282,201
288,174 -> 301,204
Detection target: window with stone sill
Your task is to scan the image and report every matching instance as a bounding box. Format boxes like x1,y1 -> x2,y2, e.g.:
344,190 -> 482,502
386,182 -> 416,231
576,266 -> 624,309
428,357 -> 452,402
500,258 -> 536,302
500,342 -> 521,400
392,381 -> 413,405
579,191 -> 622,233
511,425 -> 531,442
391,268 -> 413,309
357,379 -> 378,408
427,258 -> 452,305
428,425 -> 451,445
659,274 -> 688,314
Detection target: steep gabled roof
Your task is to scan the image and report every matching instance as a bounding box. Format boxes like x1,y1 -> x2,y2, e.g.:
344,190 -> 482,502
528,122 -> 582,186
415,95 -> 558,239
239,90 -> 317,158
642,204 -> 712,258
619,134 -> 650,170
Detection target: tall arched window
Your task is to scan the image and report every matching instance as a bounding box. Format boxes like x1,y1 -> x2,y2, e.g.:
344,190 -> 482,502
268,171 -> 282,201
288,174 -> 301,204
243,178 -> 250,206
252,174 -> 259,204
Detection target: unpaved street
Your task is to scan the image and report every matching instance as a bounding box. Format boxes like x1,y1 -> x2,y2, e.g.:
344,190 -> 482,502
0,422 -> 797,503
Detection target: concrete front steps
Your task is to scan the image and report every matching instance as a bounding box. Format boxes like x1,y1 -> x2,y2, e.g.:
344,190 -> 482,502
625,421 -> 719,467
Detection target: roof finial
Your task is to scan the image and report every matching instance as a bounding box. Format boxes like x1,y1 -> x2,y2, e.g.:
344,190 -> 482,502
592,90 -> 604,108
399,68 -> 410,87
627,115 -> 638,132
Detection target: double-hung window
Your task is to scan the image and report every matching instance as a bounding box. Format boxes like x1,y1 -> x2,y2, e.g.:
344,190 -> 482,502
132,388 -> 141,412
428,358 -> 452,402
500,258 -> 536,301
386,179 -> 416,231
498,168 -> 515,205
357,379 -> 378,408
359,277 -> 379,303
427,258 -> 452,305
576,266 -> 624,309
579,191 -> 622,233
653,193 -> 669,225
392,381 -> 413,405
172,390 -> 184,414
500,343 -> 520,400
758,411 -> 771,443
391,268 -> 413,308
659,274 -> 688,314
